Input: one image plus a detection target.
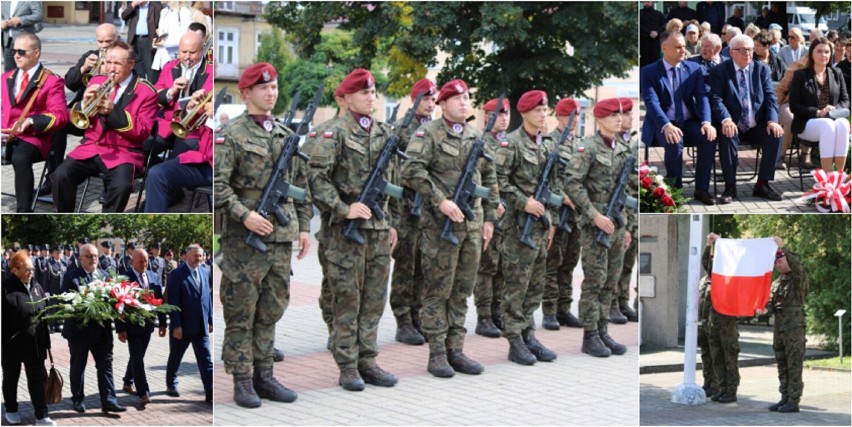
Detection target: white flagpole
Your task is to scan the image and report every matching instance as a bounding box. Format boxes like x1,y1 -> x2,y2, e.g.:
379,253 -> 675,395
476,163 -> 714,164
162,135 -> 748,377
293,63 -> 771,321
672,214 -> 706,405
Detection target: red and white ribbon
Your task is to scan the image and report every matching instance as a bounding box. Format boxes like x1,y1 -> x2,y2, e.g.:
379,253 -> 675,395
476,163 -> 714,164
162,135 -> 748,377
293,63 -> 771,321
798,169 -> 851,213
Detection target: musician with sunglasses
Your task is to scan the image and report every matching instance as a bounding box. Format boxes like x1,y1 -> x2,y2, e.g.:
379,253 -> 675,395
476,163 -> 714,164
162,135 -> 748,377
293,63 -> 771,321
1,33 -> 67,212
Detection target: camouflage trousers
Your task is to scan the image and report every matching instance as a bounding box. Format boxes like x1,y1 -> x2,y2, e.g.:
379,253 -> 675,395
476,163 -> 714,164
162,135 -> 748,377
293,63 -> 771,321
419,226 -> 482,353
474,230 -> 503,318
219,238 -> 292,375
709,312 -> 740,394
773,310 -> 806,403
615,231 -> 637,306
697,323 -> 715,389
325,225 -> 391,370
542,226 -> 581,316
390,214 -> 424,326
500,223 -> 548,339
317,228 -> 333,334
578,223 -> 625,331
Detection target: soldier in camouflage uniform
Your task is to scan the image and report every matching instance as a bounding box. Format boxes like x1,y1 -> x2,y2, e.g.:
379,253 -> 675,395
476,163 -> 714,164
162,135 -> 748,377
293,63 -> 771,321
473,98 -> 510,338
307,68 -> 399,391
698,233 -> 719,398
707,236 -> 740,404
214,63 -> 311,407
391,78 -> 437,346
565,98 -> 632,358
400,79 -> 499,377
761,238 -> 809,413
495,90 -> 564,365
542,98 -> 583,331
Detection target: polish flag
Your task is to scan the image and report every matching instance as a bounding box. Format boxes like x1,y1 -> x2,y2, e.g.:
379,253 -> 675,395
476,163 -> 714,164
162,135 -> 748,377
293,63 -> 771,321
710,238 -> 778,316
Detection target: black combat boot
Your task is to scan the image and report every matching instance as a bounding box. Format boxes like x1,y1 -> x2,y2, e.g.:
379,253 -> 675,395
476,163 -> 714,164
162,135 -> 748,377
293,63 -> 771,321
233,374 -> 262,408
507,336 -> 537,365
610,303 -> 628,324
338,368 -> 365,391
581,330 -> 612,357
447,349 -> 484,374
711,390 -> 723,402
598,325 -> 627,355
395,323 -> 426,345
702,384 -> 718,399
717,390 -> 737,403
777,401 -> 799,413
768,397 -> 787,411
359,365 -> 398,387
475,316 -> 501,338
492,313 -> 504,331
542,315 -> 560,331
556,311 -> 583,328
523,333 -> 557,362
620,301 -> 638,322
273,348 -> 285,362
427,352 -> 455,378
253,366 -> 297,403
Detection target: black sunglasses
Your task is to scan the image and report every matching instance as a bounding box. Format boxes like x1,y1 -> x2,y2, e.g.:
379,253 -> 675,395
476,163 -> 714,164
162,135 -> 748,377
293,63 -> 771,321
12,48 -> 31,56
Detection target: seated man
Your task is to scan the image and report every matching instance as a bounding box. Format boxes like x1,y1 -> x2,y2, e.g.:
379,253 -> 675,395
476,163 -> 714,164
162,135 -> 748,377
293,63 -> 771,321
144,90 -> 213,212
51,42 -> 158,212
709,34 -> 784,202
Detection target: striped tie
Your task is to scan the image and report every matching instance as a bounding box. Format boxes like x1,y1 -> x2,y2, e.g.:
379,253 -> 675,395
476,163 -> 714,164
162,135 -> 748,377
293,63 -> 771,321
737,69 -> 750,133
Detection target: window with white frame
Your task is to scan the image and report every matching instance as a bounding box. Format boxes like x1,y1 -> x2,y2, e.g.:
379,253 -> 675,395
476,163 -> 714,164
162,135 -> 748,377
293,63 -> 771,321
217,28 -> 238,77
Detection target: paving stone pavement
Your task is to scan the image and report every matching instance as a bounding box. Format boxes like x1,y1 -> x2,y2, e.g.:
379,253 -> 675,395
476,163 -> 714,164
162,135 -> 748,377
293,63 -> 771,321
640,365 -> 851,426
212,216 -> 640,425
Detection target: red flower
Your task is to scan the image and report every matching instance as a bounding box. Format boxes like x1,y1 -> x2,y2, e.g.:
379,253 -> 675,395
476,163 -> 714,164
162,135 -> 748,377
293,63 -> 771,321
661,195 -> 675,207
143,293 -> 163,306
641,176 -> 653,189
653,187 -> 666,198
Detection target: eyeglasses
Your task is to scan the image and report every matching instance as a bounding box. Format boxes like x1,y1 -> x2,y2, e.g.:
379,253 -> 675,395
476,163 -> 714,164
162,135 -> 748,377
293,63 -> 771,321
12,49 -> 30,56
732,48 -> 754,54
17,268 -> 35,272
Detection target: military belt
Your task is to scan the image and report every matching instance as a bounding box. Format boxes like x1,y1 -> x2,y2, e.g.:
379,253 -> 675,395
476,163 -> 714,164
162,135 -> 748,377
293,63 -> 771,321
236,189 -> 264,200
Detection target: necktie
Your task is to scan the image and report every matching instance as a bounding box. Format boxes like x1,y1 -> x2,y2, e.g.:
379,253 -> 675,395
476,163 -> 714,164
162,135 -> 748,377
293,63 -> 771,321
737,69 -> 750,133
111,83 -> 121,102
140,272 -> 148,289
16,71 -> 29,103
193,269 -> 200,290
671,67 -> 684,124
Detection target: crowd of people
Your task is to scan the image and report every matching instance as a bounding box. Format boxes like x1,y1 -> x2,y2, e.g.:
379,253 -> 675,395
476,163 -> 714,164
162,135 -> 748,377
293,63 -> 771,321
1,239 -> 214,425
1,1 -> 213,213
640,1 -> 851,206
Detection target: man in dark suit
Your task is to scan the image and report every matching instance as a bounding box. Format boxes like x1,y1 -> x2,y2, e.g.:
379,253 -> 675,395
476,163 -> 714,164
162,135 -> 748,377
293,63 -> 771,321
99,241 -> 118,272
641,30 -> 718,205
117,248 -> 166,406
710,34 -> 784,202
120,1 -> 161,81
639,1 -> 665,68
61,244 -> 126,414
165,243 -> 213,403
696,1 -> 725,35
45,245 -> 66,333
1,1 -> 43,72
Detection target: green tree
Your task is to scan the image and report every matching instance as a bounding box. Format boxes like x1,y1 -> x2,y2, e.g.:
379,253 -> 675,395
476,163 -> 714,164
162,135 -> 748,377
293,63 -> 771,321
796,2 -> 850,30
255,28 -> 296,116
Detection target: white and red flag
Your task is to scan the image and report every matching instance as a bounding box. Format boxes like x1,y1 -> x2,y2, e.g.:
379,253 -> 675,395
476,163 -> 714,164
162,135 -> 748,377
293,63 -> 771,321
710,238 -> 778,316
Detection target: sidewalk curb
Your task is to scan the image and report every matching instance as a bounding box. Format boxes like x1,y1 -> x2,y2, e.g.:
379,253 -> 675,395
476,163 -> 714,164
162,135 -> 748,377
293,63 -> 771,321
641,353 -> 838,375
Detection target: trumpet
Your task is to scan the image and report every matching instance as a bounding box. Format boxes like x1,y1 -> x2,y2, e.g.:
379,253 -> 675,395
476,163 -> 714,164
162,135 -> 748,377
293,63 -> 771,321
70,74 -> 115,130
82,51 -> 105,86
171,91 -> 212,138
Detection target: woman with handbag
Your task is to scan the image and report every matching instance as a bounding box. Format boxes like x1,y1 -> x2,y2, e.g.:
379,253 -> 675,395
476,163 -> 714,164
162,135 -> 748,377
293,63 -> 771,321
2,252 -> 56,426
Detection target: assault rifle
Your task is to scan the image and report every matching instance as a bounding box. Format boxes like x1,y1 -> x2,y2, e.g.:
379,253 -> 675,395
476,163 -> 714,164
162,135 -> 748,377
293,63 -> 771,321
439,94 -> 504,245
244,85 -> 323,253
342,91 -> 425,244
595,154 -> 637,249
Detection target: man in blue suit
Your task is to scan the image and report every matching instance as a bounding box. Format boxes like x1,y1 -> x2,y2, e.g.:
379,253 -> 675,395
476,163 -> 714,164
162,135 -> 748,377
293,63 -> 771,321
165,243 -> 213,403
61,244 -> 126,414
641,30 -> 718,205
117,248 -> 166,406
709,34 -> 784,202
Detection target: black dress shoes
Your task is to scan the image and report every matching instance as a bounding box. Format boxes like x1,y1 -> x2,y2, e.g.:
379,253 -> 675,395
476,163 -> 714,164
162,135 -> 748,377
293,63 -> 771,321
753,184 -> 783,201
718,186 -> 736,204
101,402 -> 127,413
72,401 -> 86,413
693,190 -> 715,205
166,387 -> 180,397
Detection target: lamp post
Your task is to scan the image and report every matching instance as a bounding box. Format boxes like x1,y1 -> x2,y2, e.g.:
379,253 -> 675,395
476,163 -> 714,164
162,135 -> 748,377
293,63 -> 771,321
835,310 -> 846,363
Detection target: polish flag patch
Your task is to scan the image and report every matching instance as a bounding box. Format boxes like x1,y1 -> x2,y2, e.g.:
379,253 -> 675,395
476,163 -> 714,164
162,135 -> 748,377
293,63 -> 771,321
415,131 -> 425,137
500,140 -> 509,147
215,137 -> 225,144
323,131 -> 334,138
309,131 -> 317,137
576,146 -> 585,152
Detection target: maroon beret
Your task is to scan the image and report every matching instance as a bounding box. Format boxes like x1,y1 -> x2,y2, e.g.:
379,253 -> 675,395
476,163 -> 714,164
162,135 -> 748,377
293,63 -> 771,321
593,98 -> 624,118
483,98 -> 510,113
517,90 -> 548,113
238,63 -> 277,90
339,68 -> 375,95
436,79 -> 468,104
411,78 -> 437,100
555,98 -> 579,116
619,97 -> 634,112
334,84 -> 344,98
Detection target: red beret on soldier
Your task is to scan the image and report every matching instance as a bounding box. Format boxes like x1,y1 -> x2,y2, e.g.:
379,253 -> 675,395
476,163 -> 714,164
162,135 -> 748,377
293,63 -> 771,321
593,98 -> 624,118
618,97 -> 633,112
436,79 -> 468,103
516,90 -> 548,113
483,98 -> 510,113
411,78 -> 437,100
338,68 -> 375,95
555,98 -> 579,116
238,62 -> 277,90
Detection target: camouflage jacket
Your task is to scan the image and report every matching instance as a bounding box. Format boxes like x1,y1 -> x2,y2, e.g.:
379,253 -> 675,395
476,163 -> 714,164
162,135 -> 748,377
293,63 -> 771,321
307,110 -> 397,230
495,127 -> 562,231
483,131 -> 508,232
303,115 -> 341,242
566,132 -> 633,229
548,126 -> 578,225
401,118 -> 499,231
768,250 -> 808,314
393,115 -> 432,217
699,245 -> 714,321
617,130 -> 639,232
214,113 -> 312,242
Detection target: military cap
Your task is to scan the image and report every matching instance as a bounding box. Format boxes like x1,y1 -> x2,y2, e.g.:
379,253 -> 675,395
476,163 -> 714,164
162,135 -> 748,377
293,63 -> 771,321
27,244 -> 34,251
555,98 -> 579,116
411,78 -> 437,100
619,97 -> 634,112
517,90 -> 548,113
127,242 -> 137,250
594,98 -> 624,118
41,244 -> 50,251
151,242 -> 162,250
64,244 -> 73,251
101,241 -> 113,249
78,237 -> 89,244
436,79 -> 468,104
51,246 -> 61,253
338,68 -> 375,95
483,98 -> 510,113
238,62 -> 277,90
